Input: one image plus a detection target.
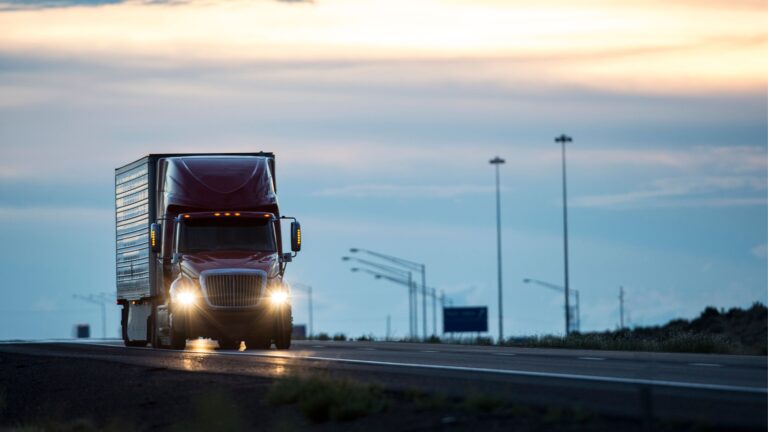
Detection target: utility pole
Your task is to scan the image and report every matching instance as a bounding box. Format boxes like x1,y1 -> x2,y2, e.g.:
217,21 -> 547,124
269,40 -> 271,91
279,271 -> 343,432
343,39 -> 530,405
408,272 -> 414,338
619,286 -> 625,330
431,287 -> 436,338
421,263 -> 427,339
386,315 -> 391,340
489,156 -> 506,341
555,134 -> 572,336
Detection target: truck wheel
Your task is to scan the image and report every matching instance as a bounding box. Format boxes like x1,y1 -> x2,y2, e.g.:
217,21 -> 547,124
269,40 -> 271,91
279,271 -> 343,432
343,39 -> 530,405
217,338 -> 241,350
169,313 -> 187,350
274,307 -> 292,350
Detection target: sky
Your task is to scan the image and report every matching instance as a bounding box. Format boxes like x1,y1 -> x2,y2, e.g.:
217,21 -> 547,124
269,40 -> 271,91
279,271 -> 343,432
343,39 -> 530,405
0,0 -> 765,340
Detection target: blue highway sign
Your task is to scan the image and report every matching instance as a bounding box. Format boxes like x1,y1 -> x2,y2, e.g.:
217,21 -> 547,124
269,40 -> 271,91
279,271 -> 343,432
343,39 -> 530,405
443,306 -> 488,333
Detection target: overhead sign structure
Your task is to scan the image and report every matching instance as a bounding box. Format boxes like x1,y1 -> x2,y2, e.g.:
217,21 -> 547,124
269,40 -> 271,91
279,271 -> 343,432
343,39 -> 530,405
443,306 -> 488,333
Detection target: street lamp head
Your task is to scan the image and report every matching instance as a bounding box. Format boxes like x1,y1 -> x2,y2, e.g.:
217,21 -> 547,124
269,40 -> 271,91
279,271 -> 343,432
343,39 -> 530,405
349,248 -> 359,253
341,256 -> 350,261
374,275 -> 382,279
555,134 -> 573,144
523,278 -> 531,283
350,267 -> 359,272
489,156 -> 505,165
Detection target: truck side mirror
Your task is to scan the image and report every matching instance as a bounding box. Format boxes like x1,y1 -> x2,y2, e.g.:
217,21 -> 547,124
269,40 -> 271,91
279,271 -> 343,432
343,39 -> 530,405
290,221 -> 301,252
150,223 -> 162,253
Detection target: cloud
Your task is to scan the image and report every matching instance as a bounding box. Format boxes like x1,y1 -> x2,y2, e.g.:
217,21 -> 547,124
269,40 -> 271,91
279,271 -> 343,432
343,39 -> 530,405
0,206 -> 112,221
751,244 -> 768,259
314,184 -> 494,199
571,175 -> 767,208
0,0 -> 765,93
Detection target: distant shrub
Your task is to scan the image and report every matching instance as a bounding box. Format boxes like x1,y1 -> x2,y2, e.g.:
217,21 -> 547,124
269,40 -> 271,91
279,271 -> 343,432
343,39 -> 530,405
356,334 -> 374,341
332,333 -> 347,341
316,333 -> 330,341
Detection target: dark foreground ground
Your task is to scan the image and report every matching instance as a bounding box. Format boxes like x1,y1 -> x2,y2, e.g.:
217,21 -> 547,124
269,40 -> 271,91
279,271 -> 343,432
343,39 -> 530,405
0,350 -> 760,432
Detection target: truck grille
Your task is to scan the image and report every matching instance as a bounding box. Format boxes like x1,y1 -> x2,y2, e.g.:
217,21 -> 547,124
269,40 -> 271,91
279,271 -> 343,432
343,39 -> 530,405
201,271 -> 266,308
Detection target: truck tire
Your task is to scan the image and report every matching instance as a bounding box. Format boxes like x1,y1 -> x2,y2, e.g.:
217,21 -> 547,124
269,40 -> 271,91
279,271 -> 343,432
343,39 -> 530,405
150,306 -> 168,349
169,312 -> 187,350
274,307 -> 292,350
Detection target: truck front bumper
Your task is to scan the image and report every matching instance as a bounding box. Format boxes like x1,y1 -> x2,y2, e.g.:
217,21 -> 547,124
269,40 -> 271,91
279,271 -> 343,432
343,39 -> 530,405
175,302 -> 289,340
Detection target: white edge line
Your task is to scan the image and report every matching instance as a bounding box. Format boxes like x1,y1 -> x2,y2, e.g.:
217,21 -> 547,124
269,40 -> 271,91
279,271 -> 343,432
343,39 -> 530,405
15,342 -> 768,395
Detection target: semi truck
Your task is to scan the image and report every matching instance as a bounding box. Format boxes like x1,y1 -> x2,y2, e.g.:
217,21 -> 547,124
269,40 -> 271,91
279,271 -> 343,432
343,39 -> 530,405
115,153 -> 301,350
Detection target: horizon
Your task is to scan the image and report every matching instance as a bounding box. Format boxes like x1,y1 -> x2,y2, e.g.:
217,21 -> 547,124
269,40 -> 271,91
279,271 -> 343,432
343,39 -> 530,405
0,0 -> 765,340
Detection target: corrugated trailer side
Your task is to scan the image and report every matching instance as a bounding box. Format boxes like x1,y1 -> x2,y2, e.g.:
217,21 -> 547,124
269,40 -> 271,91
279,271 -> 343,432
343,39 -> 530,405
115,156 -> 156,301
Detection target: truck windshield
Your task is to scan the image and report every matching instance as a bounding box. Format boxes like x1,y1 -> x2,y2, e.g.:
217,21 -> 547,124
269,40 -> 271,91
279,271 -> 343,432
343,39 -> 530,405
178,218 -> 276,253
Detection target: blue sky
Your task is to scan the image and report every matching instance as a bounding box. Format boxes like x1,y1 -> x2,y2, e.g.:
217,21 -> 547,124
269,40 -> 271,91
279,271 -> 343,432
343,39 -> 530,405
0,0 -> 765,340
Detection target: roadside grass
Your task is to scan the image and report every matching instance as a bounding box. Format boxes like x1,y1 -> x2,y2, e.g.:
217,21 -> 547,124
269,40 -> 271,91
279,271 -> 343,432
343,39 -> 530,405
312,332 -> 756,354
7,416 -> 136,432
462,392 -> 505,413
501,332 -> 753,355
173,388 -> 246,432
268,375 -> 388,423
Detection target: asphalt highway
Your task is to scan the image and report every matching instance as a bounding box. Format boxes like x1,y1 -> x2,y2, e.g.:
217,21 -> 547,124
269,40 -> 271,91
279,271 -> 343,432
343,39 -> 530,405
1,339 -> 766,428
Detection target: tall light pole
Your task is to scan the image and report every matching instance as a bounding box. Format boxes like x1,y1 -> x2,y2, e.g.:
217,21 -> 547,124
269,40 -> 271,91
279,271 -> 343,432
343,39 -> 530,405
489,156 -> 505,341
349,248 -> 428,338
619,286 -> 625,330
345,256 -> 416,338
350,267 -> 416,338
555,134 -> 572,336
522,278 -> 580,333
290,282 -> 314,338
353,267 -> 448,338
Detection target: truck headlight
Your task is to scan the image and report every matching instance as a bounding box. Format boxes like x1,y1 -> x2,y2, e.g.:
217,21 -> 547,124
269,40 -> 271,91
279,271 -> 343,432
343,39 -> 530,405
269,290 -> 289,306
177,290 -> 196,306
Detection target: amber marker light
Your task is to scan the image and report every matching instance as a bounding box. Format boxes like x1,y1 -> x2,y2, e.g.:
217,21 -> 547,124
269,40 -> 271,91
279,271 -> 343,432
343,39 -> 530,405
183,214 -> 190,219
214,212 -> 221,216
234,212 -> 241,216
224,212 -> 231,216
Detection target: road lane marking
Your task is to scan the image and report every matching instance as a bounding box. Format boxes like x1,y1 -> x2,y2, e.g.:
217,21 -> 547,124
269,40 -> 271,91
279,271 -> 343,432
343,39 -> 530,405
420,350 -> 439,353
579,357 -> 605,361
14,342 -> 766,395
493,353 -> 516,356
191,350 -> 768,395
690,363 -> 722,367
358,348 -> 377,351
311,345 -> 325,348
